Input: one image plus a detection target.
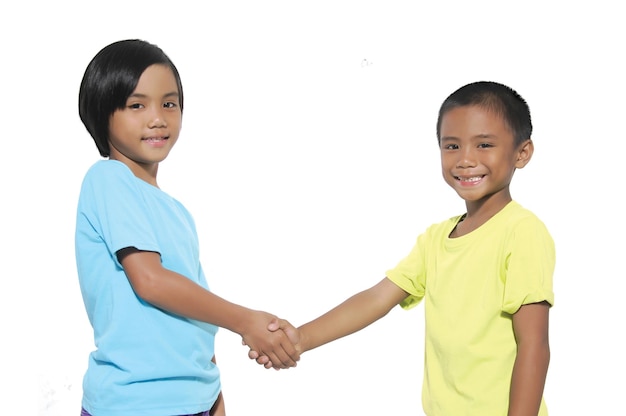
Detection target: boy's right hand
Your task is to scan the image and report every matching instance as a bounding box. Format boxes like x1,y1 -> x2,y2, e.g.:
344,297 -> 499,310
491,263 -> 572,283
247,318 -> 302,369
240,312 -> 300,370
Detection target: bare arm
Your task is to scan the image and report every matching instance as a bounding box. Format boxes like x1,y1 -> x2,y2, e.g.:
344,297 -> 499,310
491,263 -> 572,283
298,277 -> 409,353
508,301 -> 550,416
248,277 -> 408,368
118,247 -> 299,368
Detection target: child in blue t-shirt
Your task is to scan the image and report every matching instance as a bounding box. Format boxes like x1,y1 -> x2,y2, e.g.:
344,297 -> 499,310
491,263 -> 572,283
76,39 -> 299,416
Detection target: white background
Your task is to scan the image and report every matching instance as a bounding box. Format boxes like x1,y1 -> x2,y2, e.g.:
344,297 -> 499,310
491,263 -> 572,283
1,1 -> 623,415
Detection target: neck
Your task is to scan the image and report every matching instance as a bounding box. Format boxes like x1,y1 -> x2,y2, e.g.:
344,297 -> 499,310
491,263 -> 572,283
110,156 -> 160,187
465,189 -> 512,220
452,193 -> 512,237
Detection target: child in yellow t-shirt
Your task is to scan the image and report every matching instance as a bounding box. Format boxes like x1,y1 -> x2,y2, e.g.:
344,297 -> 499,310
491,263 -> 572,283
251,81 -> 555,415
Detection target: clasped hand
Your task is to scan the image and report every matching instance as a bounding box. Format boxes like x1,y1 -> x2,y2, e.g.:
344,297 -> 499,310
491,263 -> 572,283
242,314 -> 301,370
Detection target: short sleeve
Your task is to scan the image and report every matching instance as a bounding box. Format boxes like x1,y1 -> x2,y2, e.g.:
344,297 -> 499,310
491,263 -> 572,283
386,233 -> 428,310
501,216 -> 555,314
78,161 -> 161,268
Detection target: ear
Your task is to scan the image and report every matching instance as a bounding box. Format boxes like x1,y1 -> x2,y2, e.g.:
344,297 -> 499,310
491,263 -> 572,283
515,139 -> 534,169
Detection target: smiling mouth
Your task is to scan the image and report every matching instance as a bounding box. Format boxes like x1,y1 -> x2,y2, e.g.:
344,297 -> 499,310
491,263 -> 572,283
455,175 -> 484,182
142,136 -> 168,143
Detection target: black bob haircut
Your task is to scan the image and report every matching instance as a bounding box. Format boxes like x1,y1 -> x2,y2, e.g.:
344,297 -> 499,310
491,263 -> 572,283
78,39 -> 184,157
436,81 -> 532,147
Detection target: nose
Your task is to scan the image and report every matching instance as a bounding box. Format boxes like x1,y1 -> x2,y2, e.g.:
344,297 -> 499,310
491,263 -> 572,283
148,106 -> 167,128
456,147 -> 477,168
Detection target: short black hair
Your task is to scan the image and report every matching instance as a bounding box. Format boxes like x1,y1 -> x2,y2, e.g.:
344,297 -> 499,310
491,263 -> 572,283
78,39 -> 184,157
436,81 -> 532,147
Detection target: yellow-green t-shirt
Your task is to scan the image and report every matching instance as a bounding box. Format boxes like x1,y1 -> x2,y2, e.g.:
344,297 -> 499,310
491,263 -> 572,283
386,201 -> 554,416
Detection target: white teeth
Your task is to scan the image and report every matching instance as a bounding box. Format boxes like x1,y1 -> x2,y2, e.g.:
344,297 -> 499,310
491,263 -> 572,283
458,176 -> 482,182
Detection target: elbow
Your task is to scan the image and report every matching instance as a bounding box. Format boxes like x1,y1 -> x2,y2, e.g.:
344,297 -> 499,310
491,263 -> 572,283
128,271 -> 162,304
532,341 -> 550,372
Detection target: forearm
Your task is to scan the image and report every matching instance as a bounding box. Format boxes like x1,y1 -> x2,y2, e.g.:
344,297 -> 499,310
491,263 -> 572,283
120,249 -> 258,334
123,249 -> 299,368
299,278 -> 403,352
508,341 -> 550,416
135,266 -> 253,334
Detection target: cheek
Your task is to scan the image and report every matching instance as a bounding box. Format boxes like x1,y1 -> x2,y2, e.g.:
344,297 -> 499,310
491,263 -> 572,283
440,159 -> 454,181
110,114 -> 136,132
168,113 -> 182,127
170,120 -> 183,137
440,153 -> 454,170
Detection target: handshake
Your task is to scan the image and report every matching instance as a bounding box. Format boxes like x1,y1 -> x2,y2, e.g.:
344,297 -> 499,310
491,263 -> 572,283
239,278 -> 398,370
241,312 -> 302,370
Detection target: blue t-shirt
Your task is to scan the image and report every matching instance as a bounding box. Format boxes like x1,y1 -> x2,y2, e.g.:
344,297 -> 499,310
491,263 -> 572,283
75,160 -> 220,416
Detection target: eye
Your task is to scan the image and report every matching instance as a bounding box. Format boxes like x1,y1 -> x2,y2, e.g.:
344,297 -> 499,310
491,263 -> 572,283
163,101 -> 178,109
478,143 -> 493,148
127,103 -> 144,109
443,143 -> 459,150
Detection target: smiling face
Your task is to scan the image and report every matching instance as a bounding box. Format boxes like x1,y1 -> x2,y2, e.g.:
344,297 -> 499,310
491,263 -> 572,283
108,64 -> 182,185
439,105 -> 533,214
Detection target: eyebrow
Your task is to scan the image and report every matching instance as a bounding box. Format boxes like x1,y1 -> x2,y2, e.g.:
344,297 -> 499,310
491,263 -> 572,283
473,133 -> 498,139
441,133 -> 498,141
128,91 -> 180,99
440,136 -> 459,142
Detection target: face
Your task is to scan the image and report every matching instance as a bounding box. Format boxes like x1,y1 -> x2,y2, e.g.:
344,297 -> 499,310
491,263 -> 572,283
108,64 -> 182,182
439,105 -> 532,209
